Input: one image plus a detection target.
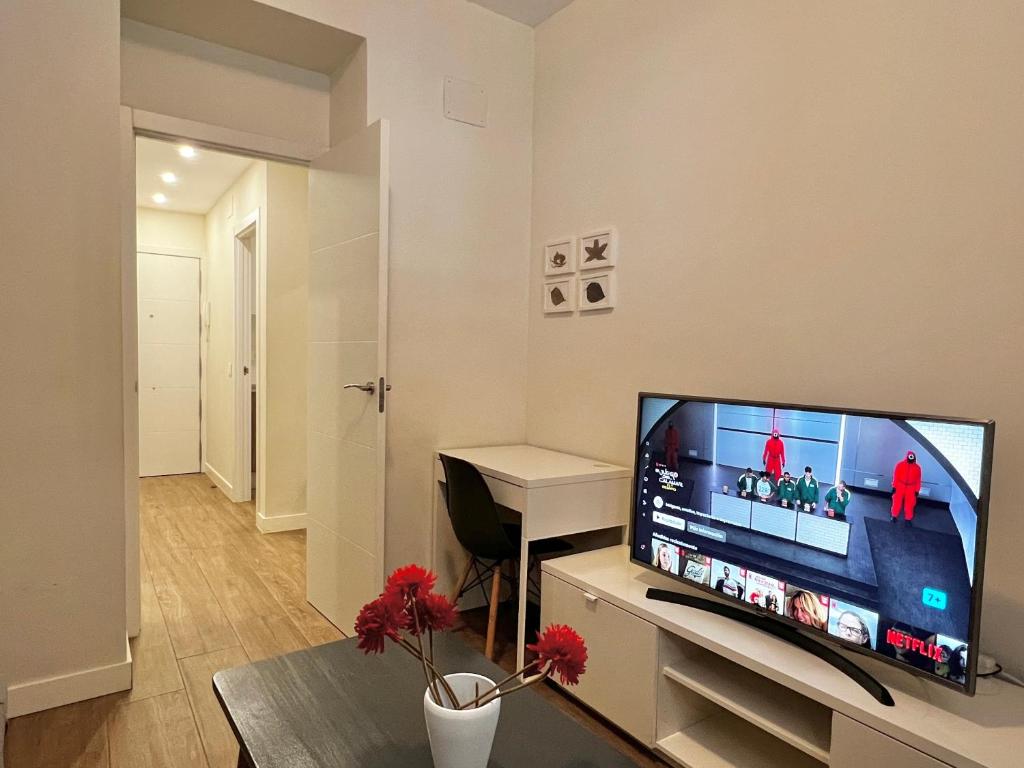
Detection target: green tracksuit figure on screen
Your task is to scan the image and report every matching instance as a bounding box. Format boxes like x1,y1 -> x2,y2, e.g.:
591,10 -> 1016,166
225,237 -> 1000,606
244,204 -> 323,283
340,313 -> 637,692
737,468 -> 758,497
824,481 -> 853,518
795,466 -> 819,511
776,472 -> 798,507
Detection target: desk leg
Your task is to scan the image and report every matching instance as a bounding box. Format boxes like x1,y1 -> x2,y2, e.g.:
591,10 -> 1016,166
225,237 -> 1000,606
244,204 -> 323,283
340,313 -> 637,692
517,536 -> 529,675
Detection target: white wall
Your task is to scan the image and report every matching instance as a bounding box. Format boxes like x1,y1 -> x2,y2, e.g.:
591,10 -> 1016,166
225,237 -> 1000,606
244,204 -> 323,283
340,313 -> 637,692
200,159 -> 308,520
121,19 -> 330,153
528,0 -> 1024,674
0,0 -> 129,715
329,40 -> 367,147
263,162 -> 310,527
203,161 -> 266,492
137,207 -> 205,254
264,0 -> 535,572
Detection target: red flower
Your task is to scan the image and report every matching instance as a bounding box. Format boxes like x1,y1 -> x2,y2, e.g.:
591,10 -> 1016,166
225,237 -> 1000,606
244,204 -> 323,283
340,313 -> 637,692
385,564 -> 438,601
354,596 -> 403,654
527,624 -> 588,685
404,592 -> 459,636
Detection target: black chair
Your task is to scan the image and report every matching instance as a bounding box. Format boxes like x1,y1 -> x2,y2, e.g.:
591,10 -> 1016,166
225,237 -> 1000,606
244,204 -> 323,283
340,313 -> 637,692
440,454 -> 571,660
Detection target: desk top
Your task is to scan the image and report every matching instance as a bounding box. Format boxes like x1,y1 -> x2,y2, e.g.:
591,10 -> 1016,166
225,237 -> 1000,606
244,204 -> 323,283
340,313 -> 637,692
543,546 -> 1024,768
214,634 -> 640,768
438,444 -> 631,488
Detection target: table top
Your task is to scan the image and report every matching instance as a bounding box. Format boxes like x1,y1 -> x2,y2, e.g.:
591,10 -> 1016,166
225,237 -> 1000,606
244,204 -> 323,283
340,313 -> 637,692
437,444 -> 631,488
214,634 -> 641,767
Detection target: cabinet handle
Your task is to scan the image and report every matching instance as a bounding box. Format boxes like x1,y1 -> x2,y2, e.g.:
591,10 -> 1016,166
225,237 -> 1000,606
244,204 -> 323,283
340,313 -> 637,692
583,592 -> 599,605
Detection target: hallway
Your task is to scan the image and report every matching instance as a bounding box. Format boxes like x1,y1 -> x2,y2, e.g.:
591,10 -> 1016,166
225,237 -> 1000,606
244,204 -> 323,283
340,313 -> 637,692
4,474 -> 343,767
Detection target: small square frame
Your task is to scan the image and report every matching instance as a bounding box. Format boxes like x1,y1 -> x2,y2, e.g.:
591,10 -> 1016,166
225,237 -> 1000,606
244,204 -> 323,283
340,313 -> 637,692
543,277 -> 576,313
578,227 -> 617,271
543,237 -> 576,276
578,271 -> 615,311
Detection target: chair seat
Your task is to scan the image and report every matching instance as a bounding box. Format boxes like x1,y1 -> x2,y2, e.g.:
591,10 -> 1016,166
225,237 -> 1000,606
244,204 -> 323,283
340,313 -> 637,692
501,523 -> 573,556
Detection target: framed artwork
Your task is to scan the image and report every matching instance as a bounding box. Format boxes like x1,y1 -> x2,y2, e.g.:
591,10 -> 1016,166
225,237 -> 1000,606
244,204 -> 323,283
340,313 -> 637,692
543,277 -> 576,313
578,227 -> 617,270
543,237 -> 576,276
578,272 -> 614,311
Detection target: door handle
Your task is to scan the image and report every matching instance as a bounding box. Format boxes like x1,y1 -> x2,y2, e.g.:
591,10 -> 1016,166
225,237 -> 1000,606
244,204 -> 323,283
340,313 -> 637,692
344,381 -> 376,393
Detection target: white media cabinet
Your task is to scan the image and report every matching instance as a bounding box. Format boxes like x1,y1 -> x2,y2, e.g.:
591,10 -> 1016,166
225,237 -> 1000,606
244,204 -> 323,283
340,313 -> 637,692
540,546 -> 1024,768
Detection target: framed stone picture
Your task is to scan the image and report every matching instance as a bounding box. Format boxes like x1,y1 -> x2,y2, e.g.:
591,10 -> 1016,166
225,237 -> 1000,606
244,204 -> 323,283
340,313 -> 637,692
578,227 -> 617,270
543,236 -> 576,276
543,277 -> 576,313
578,271 -> 614,311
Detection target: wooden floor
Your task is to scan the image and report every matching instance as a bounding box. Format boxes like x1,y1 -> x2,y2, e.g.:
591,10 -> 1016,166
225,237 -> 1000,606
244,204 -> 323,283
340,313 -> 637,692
4,473 -> 664,768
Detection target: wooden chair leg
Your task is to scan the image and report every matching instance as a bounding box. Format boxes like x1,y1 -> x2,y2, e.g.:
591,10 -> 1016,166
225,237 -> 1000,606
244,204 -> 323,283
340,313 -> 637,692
485,565 -> 502,660
450,556 -> 475,604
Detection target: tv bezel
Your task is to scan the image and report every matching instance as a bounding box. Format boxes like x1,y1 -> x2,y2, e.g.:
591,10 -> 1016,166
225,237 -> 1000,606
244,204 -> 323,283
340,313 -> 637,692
628,392 -> 995,695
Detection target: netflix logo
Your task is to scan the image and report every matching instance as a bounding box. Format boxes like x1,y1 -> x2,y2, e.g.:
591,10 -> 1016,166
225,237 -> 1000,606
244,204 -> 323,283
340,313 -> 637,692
886,628 -> 943,661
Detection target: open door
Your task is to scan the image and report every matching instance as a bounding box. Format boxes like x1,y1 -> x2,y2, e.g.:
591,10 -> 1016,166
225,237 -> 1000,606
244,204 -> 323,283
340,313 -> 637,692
306,120 -> 390,629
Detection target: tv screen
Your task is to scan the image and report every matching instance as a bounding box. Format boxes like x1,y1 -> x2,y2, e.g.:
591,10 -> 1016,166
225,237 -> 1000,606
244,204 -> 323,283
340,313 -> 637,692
630,394 -> 994,694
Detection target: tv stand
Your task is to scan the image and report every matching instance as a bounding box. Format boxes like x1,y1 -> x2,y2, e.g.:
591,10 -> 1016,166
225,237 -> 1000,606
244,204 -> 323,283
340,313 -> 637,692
540,546 -> 1024,768
645,588 -> 895,706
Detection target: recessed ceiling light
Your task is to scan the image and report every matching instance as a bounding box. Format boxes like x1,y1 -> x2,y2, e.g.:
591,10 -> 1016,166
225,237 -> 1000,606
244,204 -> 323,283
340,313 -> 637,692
160,171 -> 178,184
152,192 -> 168,204
177,145 -> 197,159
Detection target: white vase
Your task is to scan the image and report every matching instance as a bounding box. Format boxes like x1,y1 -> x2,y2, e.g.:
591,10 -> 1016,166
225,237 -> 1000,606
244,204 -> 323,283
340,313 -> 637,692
423,672 -> 501,768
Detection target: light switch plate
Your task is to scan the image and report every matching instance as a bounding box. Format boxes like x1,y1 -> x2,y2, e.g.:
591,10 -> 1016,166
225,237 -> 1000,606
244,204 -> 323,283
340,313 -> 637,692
444,76 -> 487,127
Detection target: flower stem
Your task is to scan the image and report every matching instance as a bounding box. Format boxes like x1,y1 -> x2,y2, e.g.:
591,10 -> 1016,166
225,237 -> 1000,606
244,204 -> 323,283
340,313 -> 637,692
397,636 -> 460,708
480,668 -> 550,704
456,662 -> 549,710
464,661 -> 540,705
411,597 -> 444,705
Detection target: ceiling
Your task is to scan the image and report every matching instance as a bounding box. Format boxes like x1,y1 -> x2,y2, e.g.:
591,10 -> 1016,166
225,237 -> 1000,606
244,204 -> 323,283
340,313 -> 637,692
121,0 -> 363,76
136,137 -> 255,215
468,0 -> 574,26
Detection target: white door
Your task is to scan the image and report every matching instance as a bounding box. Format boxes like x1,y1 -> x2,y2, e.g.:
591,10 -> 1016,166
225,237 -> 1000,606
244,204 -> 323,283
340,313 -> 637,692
307,120 -> 390,629
138,251 -> 201,477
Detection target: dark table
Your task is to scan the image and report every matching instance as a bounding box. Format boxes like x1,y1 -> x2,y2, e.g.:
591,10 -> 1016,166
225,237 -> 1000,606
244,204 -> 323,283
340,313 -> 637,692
214,634 -> 641,767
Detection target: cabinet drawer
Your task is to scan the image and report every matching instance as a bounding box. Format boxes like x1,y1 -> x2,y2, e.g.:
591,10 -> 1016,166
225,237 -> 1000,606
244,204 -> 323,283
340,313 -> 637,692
831,714 -> 952,768
540,572 -> 658,746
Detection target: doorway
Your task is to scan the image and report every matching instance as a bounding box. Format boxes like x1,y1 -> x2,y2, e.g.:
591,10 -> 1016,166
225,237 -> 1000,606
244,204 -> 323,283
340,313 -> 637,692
234,216 -> 258,503
127,119 -> 391,658
135,136 -> 261,498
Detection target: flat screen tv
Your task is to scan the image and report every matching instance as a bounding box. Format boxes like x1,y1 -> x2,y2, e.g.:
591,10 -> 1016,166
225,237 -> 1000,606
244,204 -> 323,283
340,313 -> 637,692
630,394 -> 994,694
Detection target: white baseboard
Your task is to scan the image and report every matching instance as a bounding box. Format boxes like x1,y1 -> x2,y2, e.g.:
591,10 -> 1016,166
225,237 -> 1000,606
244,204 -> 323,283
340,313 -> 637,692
204,462 -> 234,498
6,635 -> 132,718
257,512 -> 307,533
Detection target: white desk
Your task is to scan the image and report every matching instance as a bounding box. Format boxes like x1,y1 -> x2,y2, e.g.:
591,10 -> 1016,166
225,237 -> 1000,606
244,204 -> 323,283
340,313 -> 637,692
431,444 -> 631,670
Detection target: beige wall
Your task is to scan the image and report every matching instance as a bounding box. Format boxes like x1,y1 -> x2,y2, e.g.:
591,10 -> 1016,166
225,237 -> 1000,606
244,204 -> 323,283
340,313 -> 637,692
0,0 -> 128,711
329,40 -> 367,146
266,0 -> 535,571
200,159 -> 308,521
203,162 -> 266,490
137,207 -> 205,254
528,0 -> 1024,674
264,162 -> 310,524
121,19 -> 330,152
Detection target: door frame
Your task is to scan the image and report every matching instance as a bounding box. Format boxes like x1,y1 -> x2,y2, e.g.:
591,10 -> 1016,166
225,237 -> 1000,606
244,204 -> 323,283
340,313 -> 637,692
122,109 -> 312,634
231,209 -> 263,505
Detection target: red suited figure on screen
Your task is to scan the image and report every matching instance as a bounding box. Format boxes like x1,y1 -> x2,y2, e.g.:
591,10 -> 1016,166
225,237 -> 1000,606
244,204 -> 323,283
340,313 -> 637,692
762,430 -> 786,482
891,450 -> 923,523
663,420 -> 680,471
